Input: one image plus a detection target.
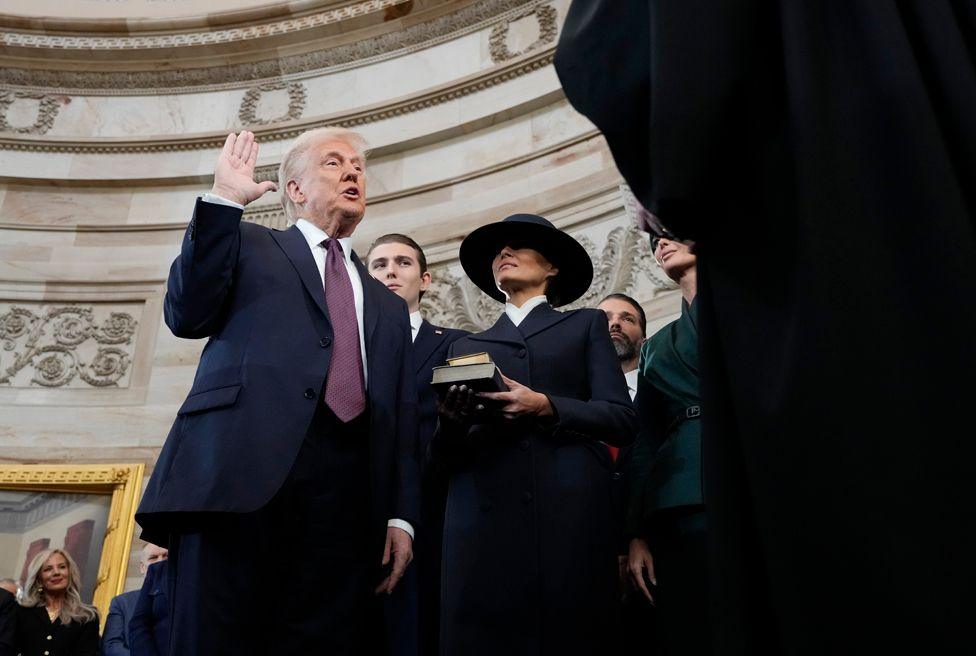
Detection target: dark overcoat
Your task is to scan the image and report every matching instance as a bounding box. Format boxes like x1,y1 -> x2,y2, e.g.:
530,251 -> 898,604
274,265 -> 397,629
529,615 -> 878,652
556,1 -> 976,652
136,199 -> 419,548
430,303 -> 637,656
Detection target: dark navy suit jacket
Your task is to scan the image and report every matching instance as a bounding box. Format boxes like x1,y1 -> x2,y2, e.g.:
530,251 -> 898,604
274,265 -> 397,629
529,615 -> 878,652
129,562 -> 168,656
101,589 -> 139,656
136,199 -> 419,546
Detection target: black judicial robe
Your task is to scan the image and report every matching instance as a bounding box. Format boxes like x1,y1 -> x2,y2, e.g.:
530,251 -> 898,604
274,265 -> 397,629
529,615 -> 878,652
556,2 -> 976,653
430,304 -> 637,656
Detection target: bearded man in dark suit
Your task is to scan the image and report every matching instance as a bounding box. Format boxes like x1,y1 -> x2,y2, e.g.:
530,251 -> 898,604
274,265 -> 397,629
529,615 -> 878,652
137,128 -> 419,656
367,233 -> 468,656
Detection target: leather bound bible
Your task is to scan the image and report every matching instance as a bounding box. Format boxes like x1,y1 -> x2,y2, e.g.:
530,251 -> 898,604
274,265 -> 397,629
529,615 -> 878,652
431,353 -> 506,396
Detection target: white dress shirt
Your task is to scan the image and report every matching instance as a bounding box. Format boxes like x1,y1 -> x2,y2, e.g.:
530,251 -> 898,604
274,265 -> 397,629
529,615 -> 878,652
504,295 -> 549,327
409,311 -> 423,343
624,368 -> 638,402
201,194 -> 412,539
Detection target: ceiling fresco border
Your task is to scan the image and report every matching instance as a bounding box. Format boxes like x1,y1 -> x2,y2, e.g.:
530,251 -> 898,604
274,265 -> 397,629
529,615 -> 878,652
0,47 -> 556,154
0,0 -> 553,95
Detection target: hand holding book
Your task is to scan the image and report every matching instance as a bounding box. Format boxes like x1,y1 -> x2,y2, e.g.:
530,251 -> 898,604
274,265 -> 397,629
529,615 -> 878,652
478,373 -> 553,421
433,353 -> 553,422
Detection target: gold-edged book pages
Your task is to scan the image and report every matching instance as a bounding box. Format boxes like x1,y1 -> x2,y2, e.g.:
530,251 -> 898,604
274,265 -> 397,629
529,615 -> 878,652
445,352 -> 492,366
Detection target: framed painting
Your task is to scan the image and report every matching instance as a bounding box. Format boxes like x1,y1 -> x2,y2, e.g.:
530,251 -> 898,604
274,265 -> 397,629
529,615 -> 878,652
0,463 -> 144,629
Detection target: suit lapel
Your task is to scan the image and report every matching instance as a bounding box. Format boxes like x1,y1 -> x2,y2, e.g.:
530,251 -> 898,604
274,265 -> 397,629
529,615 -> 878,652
517,303 -> 574,340
413,320 -> 445,373
270,225 -> 330,322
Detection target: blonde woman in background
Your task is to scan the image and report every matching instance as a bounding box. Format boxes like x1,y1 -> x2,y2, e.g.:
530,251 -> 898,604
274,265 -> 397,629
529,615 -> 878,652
16,548 -> 98,656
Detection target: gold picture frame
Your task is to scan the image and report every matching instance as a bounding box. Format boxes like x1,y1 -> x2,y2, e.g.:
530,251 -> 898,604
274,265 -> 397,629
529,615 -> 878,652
0,463 -> 144,630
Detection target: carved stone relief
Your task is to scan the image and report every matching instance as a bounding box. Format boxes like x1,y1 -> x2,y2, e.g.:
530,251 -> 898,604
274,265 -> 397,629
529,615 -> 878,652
489,3 -> 558,64
422,222 -> 676,331
238,82 -> 307,126
0,304 -> 140,389
619,182 -> 677,289
0,92 -> 61,135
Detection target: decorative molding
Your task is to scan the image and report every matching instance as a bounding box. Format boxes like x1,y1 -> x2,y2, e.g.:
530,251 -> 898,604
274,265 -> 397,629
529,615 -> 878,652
0,304 -> 139,389
238,81 -> 307,126
422,223 -> 674,331
0,0 -> 411,51
0,0 -> 552,94
0,48 -> 556,153
489,3 -> 558,64
0,91 -> 60,135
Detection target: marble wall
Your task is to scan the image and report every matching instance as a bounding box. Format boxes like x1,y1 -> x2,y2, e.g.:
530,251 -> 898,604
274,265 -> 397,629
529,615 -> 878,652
0,0 -> 679,591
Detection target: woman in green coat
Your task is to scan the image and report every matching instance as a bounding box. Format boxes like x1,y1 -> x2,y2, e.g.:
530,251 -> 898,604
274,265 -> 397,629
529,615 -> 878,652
626,230 -> 704,656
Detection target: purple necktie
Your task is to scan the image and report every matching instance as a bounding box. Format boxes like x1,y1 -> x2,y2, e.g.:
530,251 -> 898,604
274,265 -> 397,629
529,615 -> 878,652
322,237 -> 366,422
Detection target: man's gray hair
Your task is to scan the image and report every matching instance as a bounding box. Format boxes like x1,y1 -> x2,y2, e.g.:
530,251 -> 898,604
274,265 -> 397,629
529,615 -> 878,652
278,126 -> 369,222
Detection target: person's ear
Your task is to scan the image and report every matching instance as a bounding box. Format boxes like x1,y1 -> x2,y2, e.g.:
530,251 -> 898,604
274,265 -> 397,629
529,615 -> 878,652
546,265 -> 559,280
420,270 -> 432,293
285,178 -> 304,205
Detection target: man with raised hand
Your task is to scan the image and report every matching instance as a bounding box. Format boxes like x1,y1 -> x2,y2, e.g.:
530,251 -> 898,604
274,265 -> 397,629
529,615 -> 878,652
137,128 -> 419,656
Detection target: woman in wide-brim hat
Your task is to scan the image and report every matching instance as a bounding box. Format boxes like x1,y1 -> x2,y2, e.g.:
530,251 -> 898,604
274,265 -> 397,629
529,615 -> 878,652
430,213 -> 638,655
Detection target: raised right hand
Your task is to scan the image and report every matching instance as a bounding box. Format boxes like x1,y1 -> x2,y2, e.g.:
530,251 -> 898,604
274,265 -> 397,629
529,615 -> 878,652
210,131 -> 278,206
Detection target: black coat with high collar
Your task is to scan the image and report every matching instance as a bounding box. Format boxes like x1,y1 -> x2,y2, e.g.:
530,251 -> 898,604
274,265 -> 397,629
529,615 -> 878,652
430,302 -> 637,656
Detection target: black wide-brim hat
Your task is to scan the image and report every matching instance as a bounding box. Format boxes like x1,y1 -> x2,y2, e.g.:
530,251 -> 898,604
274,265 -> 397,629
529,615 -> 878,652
459,213 -> 593,307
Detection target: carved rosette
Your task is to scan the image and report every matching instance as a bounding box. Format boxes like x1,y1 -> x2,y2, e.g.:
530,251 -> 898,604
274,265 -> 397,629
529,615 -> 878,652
422,222 -> 677,331
489,3 -> 558,64
0,304 -> 139,389
0,91 -> 61,135
238,81 -> 308,126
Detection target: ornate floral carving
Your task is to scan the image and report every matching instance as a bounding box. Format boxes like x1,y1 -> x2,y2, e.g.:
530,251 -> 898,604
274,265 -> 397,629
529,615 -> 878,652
0,305 -> 139,389
0,0 -> 548,94
238,81 -> 307,126
422,222 -> 676,331
489,3 -> 558,64
0,91 -> 60,135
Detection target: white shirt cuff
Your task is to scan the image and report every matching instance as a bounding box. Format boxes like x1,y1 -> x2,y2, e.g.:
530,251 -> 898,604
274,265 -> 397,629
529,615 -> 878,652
201,192 -> 245,210
387,519 -> 414,540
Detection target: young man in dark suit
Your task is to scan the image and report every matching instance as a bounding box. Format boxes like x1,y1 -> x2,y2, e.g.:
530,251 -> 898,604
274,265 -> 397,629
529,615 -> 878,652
367,233 -> 468,656
136,128 -> 419,656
